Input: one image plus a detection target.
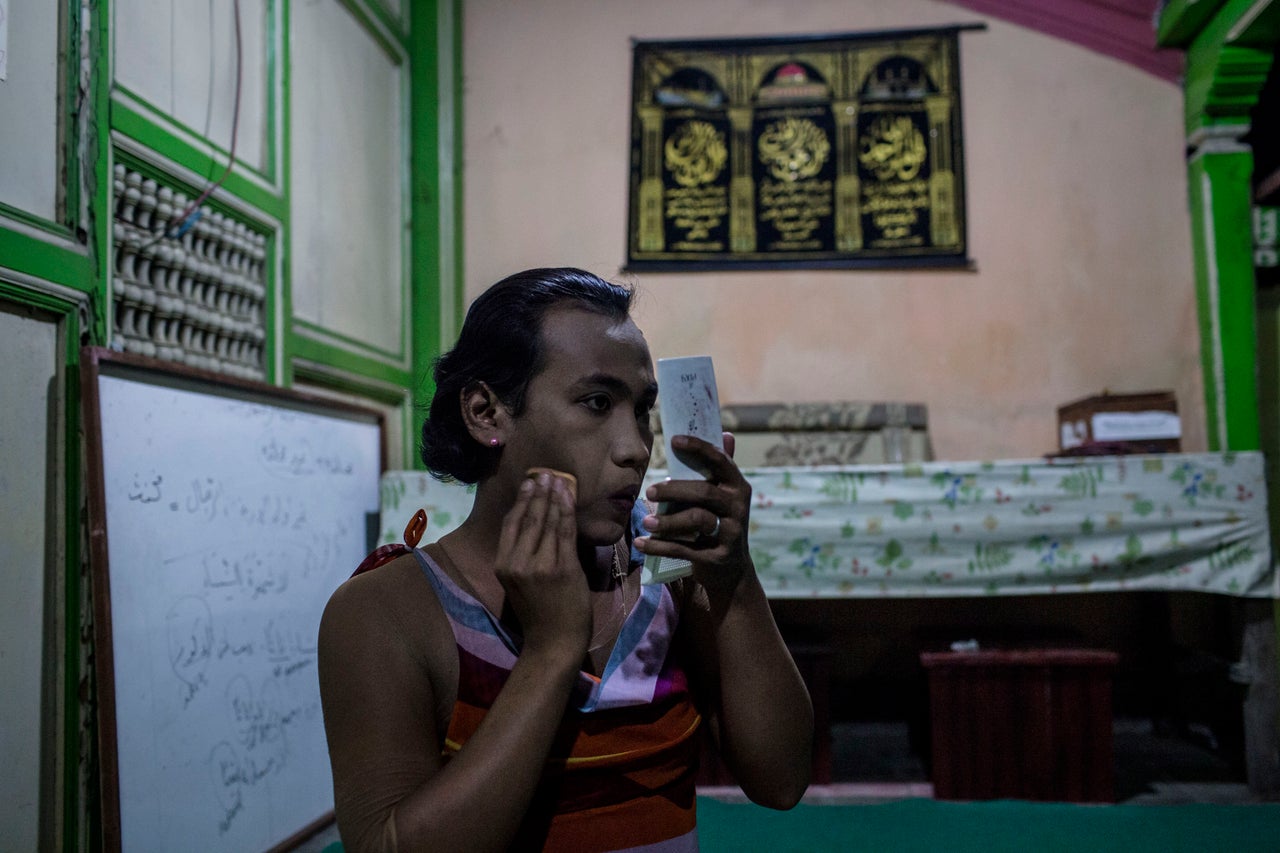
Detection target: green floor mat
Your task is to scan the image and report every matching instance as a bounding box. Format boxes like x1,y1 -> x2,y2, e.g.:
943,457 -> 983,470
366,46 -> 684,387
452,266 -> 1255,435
696,797 -> 1280,853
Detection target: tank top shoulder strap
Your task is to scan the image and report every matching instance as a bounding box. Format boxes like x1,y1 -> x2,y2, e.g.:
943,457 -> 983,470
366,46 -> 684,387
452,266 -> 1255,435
410,546 -> 508,639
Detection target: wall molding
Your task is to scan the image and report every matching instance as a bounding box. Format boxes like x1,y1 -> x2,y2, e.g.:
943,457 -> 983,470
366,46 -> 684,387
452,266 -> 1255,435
290,320 -> 413,373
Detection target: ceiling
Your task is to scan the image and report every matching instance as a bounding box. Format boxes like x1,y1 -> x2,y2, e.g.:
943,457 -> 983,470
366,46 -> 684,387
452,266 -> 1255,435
943,0 -> 1184,82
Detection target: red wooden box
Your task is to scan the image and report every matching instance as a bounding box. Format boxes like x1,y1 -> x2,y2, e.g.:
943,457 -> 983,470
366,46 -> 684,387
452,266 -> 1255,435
921,648 -> 1118,802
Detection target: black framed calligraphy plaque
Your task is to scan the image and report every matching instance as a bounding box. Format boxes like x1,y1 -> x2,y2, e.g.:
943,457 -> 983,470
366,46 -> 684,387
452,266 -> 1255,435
626,26 -> 981,271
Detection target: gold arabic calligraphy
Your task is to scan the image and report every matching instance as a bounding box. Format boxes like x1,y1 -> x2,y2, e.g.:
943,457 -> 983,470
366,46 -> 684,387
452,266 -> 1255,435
858,114 -> 926,182
757,117 -> 830,182
664,120 -> 728,187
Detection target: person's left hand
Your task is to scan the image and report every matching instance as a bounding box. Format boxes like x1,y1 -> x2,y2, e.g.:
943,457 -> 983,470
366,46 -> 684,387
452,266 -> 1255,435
635,432 -> 751,594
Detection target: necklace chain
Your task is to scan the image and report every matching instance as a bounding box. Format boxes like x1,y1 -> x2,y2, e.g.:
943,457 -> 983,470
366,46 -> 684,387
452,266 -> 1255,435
587,542 -> 631,653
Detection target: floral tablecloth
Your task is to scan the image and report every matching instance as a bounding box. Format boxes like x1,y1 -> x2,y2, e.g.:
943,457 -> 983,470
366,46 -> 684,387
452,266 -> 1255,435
378,452 -> 1274,598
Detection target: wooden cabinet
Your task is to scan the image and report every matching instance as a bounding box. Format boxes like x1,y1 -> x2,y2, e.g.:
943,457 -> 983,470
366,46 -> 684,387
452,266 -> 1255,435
922,648 -> 1118,802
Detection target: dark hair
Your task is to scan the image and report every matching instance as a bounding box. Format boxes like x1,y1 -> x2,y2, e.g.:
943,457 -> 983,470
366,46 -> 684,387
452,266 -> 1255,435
420,267 -> 635,483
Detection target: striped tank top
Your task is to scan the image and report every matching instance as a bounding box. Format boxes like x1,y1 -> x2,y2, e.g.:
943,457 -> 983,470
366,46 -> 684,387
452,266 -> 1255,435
412,548 -> 703,852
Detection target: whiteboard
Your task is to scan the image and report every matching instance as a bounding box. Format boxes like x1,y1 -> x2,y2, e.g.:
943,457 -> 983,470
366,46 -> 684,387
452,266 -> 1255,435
83,349 -> 382,853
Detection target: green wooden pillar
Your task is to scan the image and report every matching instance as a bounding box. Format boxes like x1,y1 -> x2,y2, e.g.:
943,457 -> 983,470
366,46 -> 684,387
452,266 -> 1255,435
1186,126 -> 1263,450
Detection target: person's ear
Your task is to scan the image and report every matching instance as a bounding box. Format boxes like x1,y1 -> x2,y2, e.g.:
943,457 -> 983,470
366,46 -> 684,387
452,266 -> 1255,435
460,382 -> 510,448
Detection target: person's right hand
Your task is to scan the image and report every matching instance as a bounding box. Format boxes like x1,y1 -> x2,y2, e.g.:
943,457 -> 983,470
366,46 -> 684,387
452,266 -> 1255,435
493,472 -> 591,658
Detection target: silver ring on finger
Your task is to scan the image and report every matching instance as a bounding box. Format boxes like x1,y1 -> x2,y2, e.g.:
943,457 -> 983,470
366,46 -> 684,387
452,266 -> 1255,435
696,515 -> 721,546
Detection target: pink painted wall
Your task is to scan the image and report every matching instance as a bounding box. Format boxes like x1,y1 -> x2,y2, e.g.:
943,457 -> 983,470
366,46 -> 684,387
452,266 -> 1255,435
461,0 -> 1204,459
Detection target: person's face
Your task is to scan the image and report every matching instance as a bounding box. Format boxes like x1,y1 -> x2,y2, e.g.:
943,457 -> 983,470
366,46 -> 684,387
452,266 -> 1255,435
504,305 -> 656,544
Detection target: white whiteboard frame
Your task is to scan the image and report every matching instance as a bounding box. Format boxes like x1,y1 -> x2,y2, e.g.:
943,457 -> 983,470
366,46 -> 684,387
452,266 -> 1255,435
82,347 -> 384,853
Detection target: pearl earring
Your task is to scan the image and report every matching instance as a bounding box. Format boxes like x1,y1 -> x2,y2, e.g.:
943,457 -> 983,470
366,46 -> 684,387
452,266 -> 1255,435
489,437 -> 500,447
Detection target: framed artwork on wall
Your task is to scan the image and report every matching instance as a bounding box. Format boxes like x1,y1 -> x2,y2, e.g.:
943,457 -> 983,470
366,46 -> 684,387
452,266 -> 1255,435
625,25 -> 982,272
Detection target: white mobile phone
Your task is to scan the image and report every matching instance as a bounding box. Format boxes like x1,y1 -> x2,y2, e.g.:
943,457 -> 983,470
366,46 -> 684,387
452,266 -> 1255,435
642,355 -> 723,585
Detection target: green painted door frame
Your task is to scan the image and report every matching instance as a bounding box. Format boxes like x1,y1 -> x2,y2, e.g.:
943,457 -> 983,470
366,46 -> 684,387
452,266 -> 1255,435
410,0 -> 464,467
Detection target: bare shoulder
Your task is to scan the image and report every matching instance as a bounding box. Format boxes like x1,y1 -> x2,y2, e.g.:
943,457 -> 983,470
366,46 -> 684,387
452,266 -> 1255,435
319,551 -> 458,706
325,549 -> 417,598
324,554 -> 420,630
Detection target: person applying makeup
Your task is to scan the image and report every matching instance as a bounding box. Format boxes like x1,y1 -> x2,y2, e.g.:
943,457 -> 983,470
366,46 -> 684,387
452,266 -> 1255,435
318,267 -> 812,852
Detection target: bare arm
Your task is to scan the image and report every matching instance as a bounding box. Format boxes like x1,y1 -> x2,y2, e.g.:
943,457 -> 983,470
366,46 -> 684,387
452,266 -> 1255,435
635,433 -> 813,808
319,475 -> 590,852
